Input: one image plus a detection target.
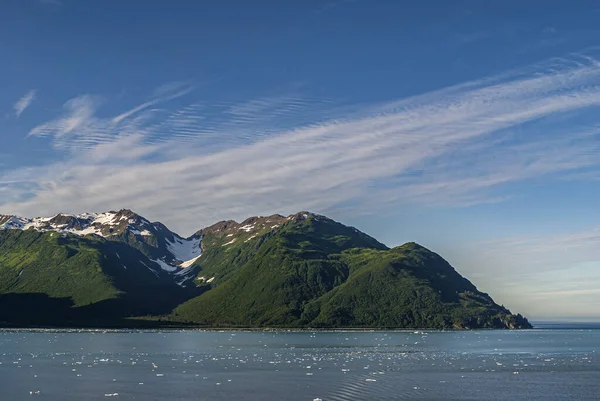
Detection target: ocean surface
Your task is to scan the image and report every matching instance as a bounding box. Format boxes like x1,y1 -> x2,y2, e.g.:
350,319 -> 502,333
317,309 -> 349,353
0,329 -> 598,400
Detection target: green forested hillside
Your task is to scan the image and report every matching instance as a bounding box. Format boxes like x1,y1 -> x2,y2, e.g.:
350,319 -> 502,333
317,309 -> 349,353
0,229 -> 198,326
172,214 -> 530,329
0,230 -> 118,306
0,211 -> 531,329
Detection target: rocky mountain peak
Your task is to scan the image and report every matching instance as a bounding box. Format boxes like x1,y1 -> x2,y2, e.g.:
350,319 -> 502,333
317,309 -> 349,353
0,208 -> 532,329
47,214 -> 90,231
0,215 -> 20,227
286,211 -> 326,223
198,214 -> 288,239
0,209 -> 158,238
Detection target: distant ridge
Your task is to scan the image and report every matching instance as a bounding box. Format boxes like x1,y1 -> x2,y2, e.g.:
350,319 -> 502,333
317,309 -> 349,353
532,321 -> 600,329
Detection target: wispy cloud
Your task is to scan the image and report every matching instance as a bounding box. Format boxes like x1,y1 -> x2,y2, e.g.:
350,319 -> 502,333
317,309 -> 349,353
459,227 -> 600,319
3,54 -> 600,238
13,90 -> 37,118
474,227 -> 600,266
112,81 -> 194,124
28,95 -> 102,147
27,82 -> 195,152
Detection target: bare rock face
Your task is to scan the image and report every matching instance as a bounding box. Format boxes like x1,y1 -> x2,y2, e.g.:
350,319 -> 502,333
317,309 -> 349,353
196,214 -> 288,250
48,214 -> 90,231
0,215 -> 13,225
198,214 -> 287,237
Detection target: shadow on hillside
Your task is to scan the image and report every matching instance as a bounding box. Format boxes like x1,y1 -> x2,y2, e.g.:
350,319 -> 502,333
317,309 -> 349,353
0,292 -> 197,328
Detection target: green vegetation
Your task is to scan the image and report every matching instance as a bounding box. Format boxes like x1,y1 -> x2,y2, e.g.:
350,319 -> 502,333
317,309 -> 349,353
0,230 -> 118,306
0,212 -> 531,329
172,215 -> 530,329
0,229 -> 199,327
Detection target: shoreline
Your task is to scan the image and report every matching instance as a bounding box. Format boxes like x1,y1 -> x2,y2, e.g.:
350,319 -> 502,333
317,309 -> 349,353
0,326 -> 540,332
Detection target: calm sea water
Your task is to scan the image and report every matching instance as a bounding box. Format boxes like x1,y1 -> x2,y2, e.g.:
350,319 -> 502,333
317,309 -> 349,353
0,329 -> 598,400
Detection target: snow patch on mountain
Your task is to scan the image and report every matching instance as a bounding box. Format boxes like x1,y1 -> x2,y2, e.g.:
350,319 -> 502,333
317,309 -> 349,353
0,216 -> 28,230
151,258 -> 178,272
239,224 -> 255,232
179,255 -> 201,268
173,266 -> 197,287
94,212 -> 119,226
166,236 -> 202,266
244,234 -> 258,242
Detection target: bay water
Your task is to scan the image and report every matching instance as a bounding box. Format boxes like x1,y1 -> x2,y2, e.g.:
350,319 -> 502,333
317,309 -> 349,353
0,329 -> 598,400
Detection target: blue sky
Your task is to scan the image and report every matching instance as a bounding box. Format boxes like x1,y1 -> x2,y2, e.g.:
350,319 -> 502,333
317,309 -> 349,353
2,0 -> 600,321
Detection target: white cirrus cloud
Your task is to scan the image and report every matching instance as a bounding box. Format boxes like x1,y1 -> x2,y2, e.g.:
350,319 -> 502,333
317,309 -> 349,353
13,90 -> 37,118
452,226 -> 600,320
2,55 -> 600,237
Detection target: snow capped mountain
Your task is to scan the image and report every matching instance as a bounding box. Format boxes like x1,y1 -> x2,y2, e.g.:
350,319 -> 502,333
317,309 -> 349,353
0,209 -> 533,329
0,209 -> 151,237
0,209 -> 203,279
0,209 -> 326,287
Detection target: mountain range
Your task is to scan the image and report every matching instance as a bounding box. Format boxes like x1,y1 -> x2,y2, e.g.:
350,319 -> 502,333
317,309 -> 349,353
0,209 -> 531,329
